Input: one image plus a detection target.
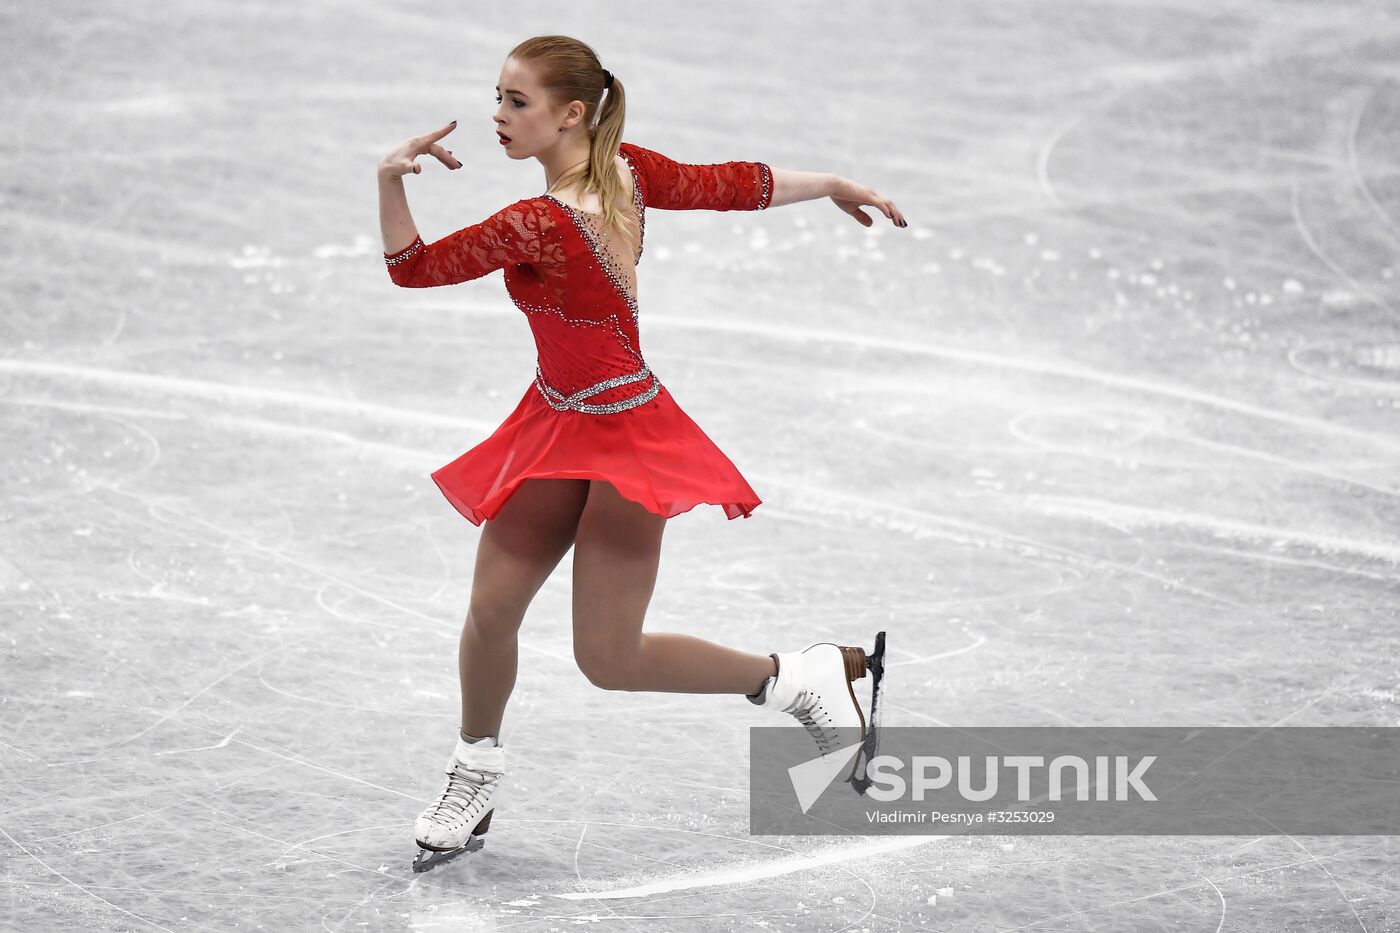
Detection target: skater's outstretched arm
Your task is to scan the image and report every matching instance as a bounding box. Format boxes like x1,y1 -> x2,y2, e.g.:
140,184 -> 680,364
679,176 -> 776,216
621,141 -> 774,212
766,169 -> 907,227
620,141 -> 906,227
378,121 -> 542,288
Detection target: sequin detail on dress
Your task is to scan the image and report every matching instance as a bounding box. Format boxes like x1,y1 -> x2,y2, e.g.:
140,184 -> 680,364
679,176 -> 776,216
535,362 -> 660,414
541,196 -> 641,325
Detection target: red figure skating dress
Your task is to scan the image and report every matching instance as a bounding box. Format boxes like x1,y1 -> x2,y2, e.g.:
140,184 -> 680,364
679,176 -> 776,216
384,141 -> 773,524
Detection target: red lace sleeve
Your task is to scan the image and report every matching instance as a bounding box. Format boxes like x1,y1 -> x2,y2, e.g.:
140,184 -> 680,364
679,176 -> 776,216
384,197 -> 548,287
619,142 -> 773,212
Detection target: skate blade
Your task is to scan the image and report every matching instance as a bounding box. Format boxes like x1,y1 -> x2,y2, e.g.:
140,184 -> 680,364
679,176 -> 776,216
846,630 -> 886,796
411,833 -> 486,872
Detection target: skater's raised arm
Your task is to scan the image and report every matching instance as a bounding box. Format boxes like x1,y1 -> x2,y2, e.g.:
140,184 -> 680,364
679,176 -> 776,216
379,121 -> 463,255
378,121 -> 542,288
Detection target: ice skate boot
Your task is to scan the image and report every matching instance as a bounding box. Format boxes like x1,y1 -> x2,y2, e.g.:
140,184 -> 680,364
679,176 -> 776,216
411,733 -> 504,872
748,631 -> 887,795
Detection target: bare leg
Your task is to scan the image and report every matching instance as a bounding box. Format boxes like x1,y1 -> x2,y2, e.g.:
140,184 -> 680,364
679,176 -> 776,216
459,478 -> 591,738
571,480 -> 779,694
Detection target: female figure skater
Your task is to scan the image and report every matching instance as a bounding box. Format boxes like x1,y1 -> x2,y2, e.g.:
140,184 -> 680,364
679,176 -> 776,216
378,35 -> 905,872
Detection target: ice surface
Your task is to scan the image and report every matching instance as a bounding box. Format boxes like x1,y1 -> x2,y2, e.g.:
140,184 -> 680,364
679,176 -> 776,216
3,0 -> 1399,930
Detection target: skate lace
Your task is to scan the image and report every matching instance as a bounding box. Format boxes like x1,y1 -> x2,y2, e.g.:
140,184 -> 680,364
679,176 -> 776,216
428,763 -> 500,828
790,689 -> 839,755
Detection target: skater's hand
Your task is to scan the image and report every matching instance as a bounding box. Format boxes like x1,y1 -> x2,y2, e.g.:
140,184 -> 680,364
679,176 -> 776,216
379,121 -> 464,178
829,177 -> 907,228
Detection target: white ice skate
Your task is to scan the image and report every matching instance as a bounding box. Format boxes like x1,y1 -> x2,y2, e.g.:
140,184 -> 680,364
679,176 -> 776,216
411,734 -> 505,873
748,631 -> 887,795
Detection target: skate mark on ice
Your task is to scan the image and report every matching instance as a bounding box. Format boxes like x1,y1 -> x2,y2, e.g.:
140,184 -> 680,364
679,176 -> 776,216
1290,176 -> 1395,318
96,487 -> 574,661
52,493 -> 573,755
0,821 -> 181,933
59,626 -> 323,756
570,823 -> 657,933
1027,495 -> 1400,569
45,764 -> 280,842
193,808 -> 395,881
1002,406 -> 1398,498
1034,89 -> 1127,212
635,312 -> 1400,453
1286,339 -> 1400,399
3,399 -> 167,486
1278,833 -> 1372,933
637,317 -> 1400,457
152,729 -> 241,756
420,519 -> 453,603
0,360 -> 498,434
566,834 -> 892,933
254,662 -> 443,718
886,625 -> 987,667
1347,83 -> 1400,246
1196,869 -> 1229,933
757,476 -> 1244,606
996,847 -> 1372,933
1175,541 -> 1399,582
557,832 -> 944,901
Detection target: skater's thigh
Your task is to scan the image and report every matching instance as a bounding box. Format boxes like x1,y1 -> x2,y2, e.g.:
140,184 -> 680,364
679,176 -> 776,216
571,479 -> 666,655
470,478 -> 590,629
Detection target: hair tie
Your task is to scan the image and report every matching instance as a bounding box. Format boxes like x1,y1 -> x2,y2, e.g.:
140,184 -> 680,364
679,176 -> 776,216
602,69 -> 614,90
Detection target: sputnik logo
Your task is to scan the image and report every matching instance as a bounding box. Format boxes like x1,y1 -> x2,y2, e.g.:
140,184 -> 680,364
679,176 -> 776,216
789,741 -> 866,814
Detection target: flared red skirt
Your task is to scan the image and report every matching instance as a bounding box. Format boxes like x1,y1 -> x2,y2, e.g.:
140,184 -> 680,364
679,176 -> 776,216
430,381 -> 762,525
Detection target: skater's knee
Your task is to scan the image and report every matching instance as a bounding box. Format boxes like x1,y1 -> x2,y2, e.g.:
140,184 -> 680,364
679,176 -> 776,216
465,603 -> 525,641
574,643 -> 638,691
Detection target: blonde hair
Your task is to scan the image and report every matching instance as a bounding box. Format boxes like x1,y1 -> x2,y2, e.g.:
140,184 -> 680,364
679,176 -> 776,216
509,35 -> 634,238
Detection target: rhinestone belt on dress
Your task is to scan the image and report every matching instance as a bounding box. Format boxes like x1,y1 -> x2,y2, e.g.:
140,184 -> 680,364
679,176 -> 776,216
534,363 -> 661,414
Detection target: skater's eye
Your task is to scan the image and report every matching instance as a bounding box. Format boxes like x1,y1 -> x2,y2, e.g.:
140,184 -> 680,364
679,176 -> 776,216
494,95 -> 525,108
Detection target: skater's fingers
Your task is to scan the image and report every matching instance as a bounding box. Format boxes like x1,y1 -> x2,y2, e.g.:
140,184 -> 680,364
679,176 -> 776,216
828,188 -> 879,227
857,184 -> 904,227
407,122 -> 456,156
884,199 -> 908,228
863,188 -> 906,228
428,142 -> 462,170
423,120 -> 458,145
872,194 -> 897,223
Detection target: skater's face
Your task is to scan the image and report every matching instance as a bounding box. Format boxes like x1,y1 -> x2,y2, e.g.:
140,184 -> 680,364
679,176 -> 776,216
493,57 -> 586,159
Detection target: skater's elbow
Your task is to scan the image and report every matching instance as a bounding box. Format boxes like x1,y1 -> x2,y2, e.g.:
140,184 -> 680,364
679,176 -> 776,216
386,267 -> 438,288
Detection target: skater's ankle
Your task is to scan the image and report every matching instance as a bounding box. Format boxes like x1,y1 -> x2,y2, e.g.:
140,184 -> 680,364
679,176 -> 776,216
460,729 -> 498,746
746,654 -> 780,700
